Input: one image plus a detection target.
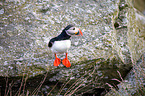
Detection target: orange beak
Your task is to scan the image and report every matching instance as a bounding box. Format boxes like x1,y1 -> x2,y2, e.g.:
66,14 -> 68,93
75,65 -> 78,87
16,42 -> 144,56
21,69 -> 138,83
79,29 -> 83,36
75,29 -> 83,36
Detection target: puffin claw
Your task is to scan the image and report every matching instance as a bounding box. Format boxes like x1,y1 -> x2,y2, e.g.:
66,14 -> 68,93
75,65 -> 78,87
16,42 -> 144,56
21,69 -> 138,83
54,58 -> 61,66
62,58 -> 71,67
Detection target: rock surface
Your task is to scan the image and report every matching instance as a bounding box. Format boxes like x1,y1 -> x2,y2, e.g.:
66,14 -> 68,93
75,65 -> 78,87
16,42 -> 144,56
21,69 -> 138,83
0,0 -> 145,95
0,0 -> 128,77
106,0 -> 145,95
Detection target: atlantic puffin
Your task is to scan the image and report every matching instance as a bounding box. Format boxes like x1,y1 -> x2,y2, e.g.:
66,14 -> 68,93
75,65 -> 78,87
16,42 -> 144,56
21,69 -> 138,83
48,24 -> 83,67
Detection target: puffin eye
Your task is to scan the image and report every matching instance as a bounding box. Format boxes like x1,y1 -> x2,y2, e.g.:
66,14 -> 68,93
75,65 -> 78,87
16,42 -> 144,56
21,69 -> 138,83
73,28 -> 75,30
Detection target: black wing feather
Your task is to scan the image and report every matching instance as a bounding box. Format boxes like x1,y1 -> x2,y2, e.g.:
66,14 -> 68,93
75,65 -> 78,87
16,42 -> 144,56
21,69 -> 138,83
48,41 -> 52,47
48,37 -> 58,48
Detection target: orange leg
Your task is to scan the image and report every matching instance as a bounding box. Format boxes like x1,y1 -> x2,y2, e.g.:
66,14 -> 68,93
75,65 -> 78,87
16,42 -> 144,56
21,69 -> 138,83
54,53 -> 61,66
62,53 -> 71,67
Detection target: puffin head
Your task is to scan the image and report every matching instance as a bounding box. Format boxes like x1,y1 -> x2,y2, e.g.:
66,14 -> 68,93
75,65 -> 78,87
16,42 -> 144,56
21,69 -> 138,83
63,24 -> 83,36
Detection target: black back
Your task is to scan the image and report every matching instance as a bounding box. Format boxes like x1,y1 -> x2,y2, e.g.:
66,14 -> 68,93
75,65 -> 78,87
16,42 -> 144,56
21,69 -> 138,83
48,25 -> 74,48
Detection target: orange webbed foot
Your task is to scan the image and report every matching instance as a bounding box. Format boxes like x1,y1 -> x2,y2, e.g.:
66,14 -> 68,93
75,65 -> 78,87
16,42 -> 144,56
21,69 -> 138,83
54,54 -> 61,66
54,58 -> 61,66
62,53 -> 71,67
62,58 -> 71,67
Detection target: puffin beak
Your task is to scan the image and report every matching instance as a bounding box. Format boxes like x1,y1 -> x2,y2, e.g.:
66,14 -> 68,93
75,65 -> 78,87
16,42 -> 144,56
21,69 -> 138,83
79,29 -> 83,36
75,29 -> 83,36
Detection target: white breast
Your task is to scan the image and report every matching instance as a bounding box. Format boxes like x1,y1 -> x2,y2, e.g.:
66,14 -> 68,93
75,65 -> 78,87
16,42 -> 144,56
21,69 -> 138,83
51,40 -> 71,53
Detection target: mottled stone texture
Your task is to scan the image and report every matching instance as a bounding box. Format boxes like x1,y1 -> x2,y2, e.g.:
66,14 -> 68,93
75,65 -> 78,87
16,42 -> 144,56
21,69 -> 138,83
0,0 -> 145,95
106,0 -> 145,95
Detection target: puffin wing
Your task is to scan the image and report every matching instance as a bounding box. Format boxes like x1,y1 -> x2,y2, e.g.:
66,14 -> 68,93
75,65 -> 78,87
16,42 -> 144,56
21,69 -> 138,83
48,41 -> 53,47
48,37 -> 57,48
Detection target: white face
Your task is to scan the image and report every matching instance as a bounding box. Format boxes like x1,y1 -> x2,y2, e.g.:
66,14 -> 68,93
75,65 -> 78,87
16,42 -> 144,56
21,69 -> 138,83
66,27 -> 80,36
